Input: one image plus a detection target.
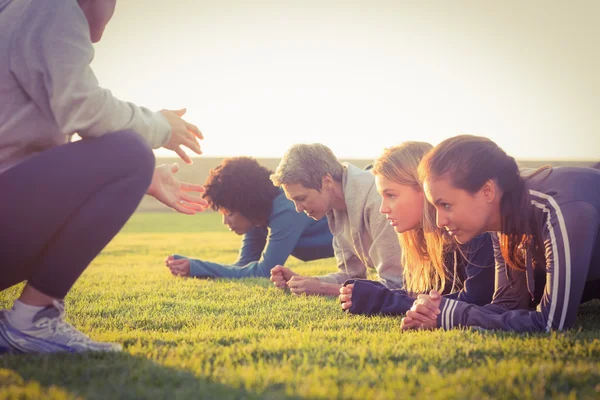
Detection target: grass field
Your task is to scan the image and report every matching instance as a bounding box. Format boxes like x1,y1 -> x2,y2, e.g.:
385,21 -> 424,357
1,212 -> 599,399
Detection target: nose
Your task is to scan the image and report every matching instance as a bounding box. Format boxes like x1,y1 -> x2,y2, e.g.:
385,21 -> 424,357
436,210 -> 449,228
294,202 -> 304,213
379,199 -> 390,215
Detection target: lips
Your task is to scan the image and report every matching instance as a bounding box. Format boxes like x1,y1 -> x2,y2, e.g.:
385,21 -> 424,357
387,218 -> 398,226
446,228 -> 460,236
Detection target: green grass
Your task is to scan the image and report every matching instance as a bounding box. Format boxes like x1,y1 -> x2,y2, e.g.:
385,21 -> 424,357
1,212 -> 599,399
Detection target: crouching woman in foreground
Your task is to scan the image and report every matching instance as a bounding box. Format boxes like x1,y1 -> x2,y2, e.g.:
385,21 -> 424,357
403,135 -> 600,332
339,142 -> 496,315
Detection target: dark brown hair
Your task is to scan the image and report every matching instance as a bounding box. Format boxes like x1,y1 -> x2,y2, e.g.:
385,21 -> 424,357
203,157 -> 280,224
418,135 -> 548,271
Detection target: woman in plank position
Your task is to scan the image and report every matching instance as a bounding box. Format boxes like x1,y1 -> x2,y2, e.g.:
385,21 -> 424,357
403,135 -> 600,332
339,142 -> 496,316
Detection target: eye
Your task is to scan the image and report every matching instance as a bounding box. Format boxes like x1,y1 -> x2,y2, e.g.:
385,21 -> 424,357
387,194 -> 395,200
441,203 -> 451,211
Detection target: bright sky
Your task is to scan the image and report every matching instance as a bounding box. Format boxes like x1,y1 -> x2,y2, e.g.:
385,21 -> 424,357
92,0 -> 600,160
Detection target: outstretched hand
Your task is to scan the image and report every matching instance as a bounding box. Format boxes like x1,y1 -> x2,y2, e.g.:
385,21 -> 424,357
160,108 -> 203,164
147,163 -> 208,215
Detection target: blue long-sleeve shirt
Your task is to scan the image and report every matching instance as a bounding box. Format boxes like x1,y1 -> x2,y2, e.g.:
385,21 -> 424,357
345,233 -> 496,315
174,190 -> 334,278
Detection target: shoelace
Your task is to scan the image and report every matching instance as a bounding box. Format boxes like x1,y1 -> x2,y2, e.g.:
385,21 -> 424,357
33,301 -> 93,344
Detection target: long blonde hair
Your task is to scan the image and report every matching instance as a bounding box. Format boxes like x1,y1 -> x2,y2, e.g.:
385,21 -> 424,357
373,142 -> 455,295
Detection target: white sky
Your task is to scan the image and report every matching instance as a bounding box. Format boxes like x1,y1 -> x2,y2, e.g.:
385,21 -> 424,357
92,0 -> 600,160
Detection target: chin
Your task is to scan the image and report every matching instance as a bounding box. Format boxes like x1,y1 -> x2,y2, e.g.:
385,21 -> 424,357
393,225 -> 406,234
455,232 -> 475,244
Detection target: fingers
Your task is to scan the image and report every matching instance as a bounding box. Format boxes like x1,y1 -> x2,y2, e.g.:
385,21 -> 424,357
413,303 -> 438,320
401,317 -> 417,330
272,277 -> 287,289
180,182 -> 206,193
406,308 -> 435,324
401,316 -> 425,330
341,300 -> 352,310
270,265 -> 284,274
182,134 -> 202,155
173,108 -> 186,117
171,201 -> 196,215
339,284 -> 353,294
170,163 -> 180,173
270,267 -> 287,289
429,289 -> 441,300
180,194 -> 209,210
164,255 -> 175,265
185,120 -> 203,140
166,258 -> 187,267
174,146 -> 192,165
289,286 -> 307,296
339,293 -> 352,303
168,264 -> 186,276
415,295 -> 441,314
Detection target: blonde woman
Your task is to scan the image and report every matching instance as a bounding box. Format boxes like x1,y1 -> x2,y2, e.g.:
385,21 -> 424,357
339,142 -> 496,315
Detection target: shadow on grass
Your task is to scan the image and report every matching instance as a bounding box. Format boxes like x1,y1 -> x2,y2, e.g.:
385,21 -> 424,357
0,351 -> 300,400
576,299 -> 600,330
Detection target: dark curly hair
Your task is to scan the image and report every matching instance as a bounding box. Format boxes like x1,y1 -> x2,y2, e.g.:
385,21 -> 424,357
203,157 -> 280,224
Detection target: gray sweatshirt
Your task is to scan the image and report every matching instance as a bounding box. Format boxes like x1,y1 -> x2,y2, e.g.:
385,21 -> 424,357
0,0 -> 170,175
316,163 -> 404,289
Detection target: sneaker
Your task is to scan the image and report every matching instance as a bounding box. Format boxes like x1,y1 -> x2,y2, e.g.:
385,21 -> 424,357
0,301 -> 122,353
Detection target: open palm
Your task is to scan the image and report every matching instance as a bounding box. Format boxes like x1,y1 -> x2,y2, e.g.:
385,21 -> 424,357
147,163 -> 208,215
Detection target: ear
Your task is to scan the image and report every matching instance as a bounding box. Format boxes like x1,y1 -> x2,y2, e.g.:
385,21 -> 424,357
480,179 -> 497,203
322,174 -> 334,189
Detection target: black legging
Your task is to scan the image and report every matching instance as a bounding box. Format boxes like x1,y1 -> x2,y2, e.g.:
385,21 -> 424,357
0,130 -> 154,298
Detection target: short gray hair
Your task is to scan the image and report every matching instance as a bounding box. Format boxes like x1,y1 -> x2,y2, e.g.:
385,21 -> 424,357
271,143 -> 344,190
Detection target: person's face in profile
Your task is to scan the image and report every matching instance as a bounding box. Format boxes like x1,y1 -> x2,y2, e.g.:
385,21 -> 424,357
376,174 -> 424,233
78,0 -> 117,43
219,208 -> 254,235
281,182 -> 332,221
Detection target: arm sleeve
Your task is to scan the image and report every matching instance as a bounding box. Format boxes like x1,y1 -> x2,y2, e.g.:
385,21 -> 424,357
364,196 -> 404,289
446,233 -> 496,306
346,279 -> 414,315
316,236 -> 367,285
232,227 -> 268,266
437,201 -> 599,332
10,1 -> 170,147
182,206 -> 312,278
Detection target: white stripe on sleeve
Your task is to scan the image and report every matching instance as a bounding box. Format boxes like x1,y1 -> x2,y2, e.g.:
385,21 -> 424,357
530,190 -> 572,331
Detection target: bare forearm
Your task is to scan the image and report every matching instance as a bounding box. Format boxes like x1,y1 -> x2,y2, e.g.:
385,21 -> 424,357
319,282 -> 342,297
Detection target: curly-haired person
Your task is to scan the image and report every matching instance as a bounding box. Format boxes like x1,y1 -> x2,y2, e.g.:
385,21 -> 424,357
165,157 -> 334,278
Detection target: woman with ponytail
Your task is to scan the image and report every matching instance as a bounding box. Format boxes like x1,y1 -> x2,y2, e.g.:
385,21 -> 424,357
339,142 -> 495,315
403,135 -> 600,332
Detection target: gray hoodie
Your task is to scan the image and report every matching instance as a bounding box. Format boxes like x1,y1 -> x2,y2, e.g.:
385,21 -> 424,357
0,0 -> 170,175
316,163 -> 404,289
